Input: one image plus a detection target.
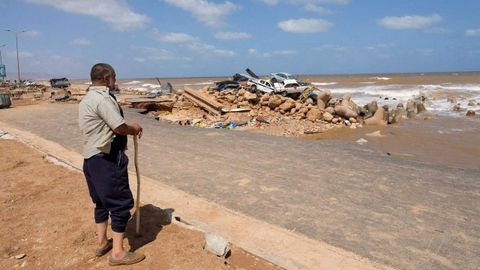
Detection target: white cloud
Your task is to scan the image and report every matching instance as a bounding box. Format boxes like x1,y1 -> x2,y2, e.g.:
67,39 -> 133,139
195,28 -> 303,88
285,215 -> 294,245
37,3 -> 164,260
23,30 -> 42,37
131,46 -> 175,61
214,31 -> 253,40
314,44 -> 346,51
366,43 -> 394,51
164,0 -> 239,28
7,51 -> 34,58
262,0 -> 349,5
26,0 -> 150,31
425,27 -> 451,34
71,38 -> 93,46
278,18 -> 333,33
378,14 -> 442,30
304,3 -> 331,14
134,57 -> 146,63
416,48 -> 434,56
150,29 -> 197,43
187,42 -> 235,57
262,0 -> 346,14
466,28 -> 480,37
248,48 -> 296,58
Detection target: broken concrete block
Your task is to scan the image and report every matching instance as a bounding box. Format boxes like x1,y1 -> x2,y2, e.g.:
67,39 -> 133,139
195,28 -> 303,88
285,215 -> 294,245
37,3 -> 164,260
466,110 -> 476,117
322,112 -> 334,122
365,101 -> 378,114
279,99 -> 296,112
268,95 -> 283,109
334,105 -> 358,119
204,233 -> 230,257
306,108 -> 322,122
364,107 -> 387,126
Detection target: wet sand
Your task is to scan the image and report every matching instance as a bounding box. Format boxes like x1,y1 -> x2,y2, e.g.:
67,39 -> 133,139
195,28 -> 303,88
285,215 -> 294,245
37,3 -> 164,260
309,116 -> 480,170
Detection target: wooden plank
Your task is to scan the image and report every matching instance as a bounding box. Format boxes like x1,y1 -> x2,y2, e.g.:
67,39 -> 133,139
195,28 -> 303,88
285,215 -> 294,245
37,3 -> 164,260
183,87 -> 223,115
184,87 -> 223,110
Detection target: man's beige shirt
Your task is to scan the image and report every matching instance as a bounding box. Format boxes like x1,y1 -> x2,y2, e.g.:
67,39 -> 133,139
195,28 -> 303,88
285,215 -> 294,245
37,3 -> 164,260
79,86 -> 125,159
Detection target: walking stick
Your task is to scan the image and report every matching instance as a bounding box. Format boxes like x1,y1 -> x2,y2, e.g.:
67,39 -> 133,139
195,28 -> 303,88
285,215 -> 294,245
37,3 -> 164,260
133,135 -> 141,236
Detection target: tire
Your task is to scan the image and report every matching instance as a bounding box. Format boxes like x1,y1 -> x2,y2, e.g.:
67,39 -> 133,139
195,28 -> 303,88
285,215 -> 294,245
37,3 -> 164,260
280,91 -> 287,97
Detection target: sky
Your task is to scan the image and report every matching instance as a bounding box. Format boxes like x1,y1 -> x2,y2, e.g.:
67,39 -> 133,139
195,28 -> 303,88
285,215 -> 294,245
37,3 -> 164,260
0,0 -> 480,79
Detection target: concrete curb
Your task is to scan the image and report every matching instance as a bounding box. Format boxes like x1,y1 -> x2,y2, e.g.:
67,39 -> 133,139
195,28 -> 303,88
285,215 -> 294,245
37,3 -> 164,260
0,121 -> 395,270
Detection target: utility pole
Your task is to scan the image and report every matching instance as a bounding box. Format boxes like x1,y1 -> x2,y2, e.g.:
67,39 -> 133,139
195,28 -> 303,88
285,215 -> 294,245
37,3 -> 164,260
5,29 -> 27,86
0,44 -> 5,82
0,44 -> 5,64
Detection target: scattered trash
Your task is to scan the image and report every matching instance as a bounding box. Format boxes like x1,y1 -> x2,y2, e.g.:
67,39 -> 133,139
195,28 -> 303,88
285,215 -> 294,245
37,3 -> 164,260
0,130 -> 15,140
14,254 -> 26,260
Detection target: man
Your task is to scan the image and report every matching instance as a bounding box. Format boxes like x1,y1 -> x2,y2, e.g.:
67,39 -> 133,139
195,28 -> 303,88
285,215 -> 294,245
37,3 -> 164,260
79,63 -> 145,266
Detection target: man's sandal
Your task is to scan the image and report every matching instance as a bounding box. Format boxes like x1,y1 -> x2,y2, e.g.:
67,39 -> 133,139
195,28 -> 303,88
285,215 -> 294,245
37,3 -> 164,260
108,251 -> 145,266
95,239 -> 113,257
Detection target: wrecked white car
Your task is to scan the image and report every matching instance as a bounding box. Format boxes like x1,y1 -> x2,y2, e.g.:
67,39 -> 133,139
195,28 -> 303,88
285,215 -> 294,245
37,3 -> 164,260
247,79 -> 275,94
270,72 -> 297,83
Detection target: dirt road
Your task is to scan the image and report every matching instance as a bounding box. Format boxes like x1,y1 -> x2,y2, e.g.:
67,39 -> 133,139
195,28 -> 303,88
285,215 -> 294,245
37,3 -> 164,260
0,139 -> 280,270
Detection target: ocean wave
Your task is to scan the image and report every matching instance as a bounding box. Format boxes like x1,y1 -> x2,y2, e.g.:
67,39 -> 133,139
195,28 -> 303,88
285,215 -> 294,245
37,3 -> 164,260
123,80 -> 144,85
327,83 -> 480,115
312,82 -> 338,86
183,81 -> 214,86
368,77 -> 391,81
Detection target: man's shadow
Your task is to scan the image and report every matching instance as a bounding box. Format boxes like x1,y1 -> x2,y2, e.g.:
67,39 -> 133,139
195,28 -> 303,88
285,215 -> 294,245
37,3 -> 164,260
125,204 -> 174,251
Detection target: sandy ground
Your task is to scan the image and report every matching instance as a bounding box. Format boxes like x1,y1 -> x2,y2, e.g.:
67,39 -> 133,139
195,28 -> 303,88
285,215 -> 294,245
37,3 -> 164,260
0,139 -> 281,270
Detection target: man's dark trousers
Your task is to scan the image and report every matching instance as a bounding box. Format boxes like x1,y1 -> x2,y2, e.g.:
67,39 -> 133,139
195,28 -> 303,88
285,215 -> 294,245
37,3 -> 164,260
83,149 -> 134,233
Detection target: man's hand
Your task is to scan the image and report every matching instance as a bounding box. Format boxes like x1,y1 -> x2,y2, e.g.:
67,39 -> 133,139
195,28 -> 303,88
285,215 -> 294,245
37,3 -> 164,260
113,123 -> 143,138
131,123 -> 143,139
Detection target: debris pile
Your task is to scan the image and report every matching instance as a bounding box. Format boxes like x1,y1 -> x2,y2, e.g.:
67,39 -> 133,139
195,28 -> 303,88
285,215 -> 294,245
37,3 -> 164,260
130,84 -> 430,137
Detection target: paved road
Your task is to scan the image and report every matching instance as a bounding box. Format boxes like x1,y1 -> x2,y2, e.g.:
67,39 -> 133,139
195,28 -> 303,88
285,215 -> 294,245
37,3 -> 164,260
1,103 -> 479,270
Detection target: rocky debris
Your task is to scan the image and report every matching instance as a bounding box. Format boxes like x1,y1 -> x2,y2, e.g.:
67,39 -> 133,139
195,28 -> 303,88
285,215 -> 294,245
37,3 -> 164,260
417,102 -> 427,113
364,107 -> 387,126
267,95 -> 283,109
453,104 -> 463,112
390,104 -> 404,124
139,85 -> 428,137
322,112 -> 334,122
278,99 -> 296,113
468,100 -> 477,106
466,110 -> 476,117
365,101 -> 378,115
334,95 -> 359,119
306,108 -> 322,122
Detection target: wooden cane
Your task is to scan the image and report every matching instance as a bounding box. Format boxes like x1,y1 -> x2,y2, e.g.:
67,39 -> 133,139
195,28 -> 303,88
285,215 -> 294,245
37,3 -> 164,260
133,135 -> 141,236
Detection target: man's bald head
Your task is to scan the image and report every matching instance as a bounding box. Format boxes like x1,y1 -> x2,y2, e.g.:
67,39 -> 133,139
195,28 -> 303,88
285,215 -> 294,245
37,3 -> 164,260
90,63 -> 115,82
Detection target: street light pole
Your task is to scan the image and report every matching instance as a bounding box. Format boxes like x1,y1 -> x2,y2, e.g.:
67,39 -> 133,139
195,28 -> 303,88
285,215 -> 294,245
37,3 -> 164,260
0,44 -> 5,65
6,30 -> 27,86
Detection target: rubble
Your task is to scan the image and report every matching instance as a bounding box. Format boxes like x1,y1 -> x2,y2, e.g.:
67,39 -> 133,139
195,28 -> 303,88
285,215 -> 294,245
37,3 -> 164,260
119,71 -> 431,137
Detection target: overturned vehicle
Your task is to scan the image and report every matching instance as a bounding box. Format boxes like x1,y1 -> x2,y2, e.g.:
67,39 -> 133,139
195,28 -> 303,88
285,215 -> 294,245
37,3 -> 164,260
213,68 -> 309,97
49,78 -> 71,88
